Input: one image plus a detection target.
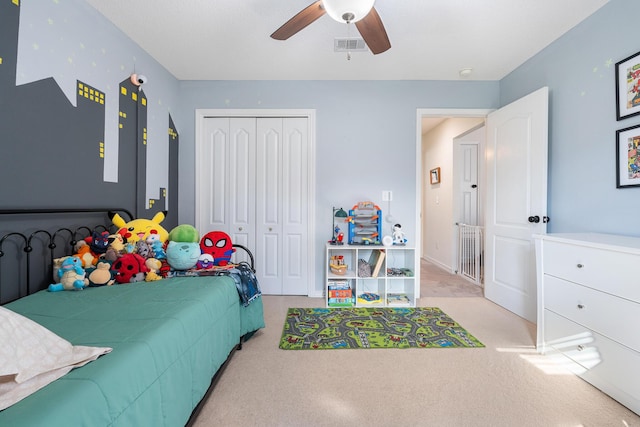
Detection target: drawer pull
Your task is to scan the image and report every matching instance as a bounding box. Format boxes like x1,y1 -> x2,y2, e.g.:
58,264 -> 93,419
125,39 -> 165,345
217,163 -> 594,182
577,304 -> 585,309
577,345 -> 585,351
576,263 -> 584,268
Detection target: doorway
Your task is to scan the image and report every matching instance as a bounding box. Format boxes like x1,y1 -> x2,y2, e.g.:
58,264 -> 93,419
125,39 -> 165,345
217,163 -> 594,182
416,109 -> 491,278
416,88 -> 549,323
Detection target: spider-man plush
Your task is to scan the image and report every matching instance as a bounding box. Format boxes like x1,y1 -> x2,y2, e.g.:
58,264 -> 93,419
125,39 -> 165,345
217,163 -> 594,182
199,231 -> 235,266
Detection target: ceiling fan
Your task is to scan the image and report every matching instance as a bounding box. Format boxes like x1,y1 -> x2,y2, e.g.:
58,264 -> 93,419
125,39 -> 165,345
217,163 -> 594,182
270,0 -> 391,55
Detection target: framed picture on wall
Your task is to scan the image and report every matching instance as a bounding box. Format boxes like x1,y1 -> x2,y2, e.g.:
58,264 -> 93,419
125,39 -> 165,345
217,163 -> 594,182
616,124 -> 640,188
430,167 -> 441,184
615,50 -> 640,120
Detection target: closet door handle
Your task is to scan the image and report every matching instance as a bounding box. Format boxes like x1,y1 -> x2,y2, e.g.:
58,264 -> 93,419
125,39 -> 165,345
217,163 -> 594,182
577,304 -> 585,309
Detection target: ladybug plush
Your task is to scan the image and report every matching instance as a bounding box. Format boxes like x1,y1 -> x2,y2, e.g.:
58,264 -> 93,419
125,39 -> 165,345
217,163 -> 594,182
111,253 -> 149,284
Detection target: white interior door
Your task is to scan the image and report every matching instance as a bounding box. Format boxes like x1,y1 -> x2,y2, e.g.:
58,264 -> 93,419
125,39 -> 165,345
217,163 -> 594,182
281,118 -> 309,294
256,118 -> 282,294
198,118 -> 255,264
256,118 -> 308,295
455,141 -> 479,225
484,87 -> 548,323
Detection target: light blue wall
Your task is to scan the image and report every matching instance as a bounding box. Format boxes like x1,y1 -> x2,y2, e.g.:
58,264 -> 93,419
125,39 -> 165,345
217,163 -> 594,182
501,0 -> 640,236
177,80 -> 500,293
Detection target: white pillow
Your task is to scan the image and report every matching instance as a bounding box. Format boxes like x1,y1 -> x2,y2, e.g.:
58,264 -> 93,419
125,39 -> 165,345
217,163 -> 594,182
0,306 -> 112,410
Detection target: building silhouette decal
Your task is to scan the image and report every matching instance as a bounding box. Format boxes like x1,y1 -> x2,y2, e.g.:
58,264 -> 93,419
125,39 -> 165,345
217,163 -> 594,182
0,0 -> 178,225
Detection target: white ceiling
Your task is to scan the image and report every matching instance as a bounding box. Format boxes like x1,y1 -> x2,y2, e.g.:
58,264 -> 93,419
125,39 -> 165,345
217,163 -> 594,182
84,0 -> 609,81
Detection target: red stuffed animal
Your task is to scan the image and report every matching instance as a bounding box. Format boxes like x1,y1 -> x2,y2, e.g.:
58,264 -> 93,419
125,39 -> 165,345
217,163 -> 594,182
111,253 -> 149,284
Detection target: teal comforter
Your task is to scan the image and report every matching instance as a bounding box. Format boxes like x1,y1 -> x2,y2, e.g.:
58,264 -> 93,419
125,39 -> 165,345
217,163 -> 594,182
0,276 -> 264,426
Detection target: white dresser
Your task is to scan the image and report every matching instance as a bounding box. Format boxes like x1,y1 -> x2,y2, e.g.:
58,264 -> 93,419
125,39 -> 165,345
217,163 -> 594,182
535,233 -> 640,415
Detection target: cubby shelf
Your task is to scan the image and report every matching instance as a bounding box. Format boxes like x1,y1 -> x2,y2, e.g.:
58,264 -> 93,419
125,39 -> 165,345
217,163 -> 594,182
325,243 -> 417,307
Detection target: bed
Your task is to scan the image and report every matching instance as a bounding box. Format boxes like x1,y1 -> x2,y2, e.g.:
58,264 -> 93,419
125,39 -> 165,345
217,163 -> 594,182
0,209 -> 265,426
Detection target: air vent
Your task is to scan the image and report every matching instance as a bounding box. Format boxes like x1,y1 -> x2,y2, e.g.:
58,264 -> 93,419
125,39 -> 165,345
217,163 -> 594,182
334,38 -> 368,52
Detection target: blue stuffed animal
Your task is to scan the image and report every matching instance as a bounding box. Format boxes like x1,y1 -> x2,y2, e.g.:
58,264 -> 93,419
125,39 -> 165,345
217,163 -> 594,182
48,256 -> 88,291
166,224 -> 200,270
166,241 -> 200,270
146,234 -> 166,260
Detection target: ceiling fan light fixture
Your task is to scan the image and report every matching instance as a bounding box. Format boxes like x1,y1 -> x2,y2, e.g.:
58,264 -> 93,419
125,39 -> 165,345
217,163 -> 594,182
322,0 -> 375,23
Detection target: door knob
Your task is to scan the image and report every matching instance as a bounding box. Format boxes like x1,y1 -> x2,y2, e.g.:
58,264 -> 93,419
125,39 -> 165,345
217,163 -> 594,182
528,215 -> 540,223
471,184 -> 477,188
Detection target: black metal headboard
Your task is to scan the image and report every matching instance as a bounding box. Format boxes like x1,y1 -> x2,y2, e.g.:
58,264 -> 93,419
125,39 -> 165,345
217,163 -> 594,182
0,208 -> 133,305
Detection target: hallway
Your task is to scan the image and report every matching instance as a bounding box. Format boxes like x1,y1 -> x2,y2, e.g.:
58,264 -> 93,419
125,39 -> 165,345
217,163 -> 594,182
420,258 -> 483,298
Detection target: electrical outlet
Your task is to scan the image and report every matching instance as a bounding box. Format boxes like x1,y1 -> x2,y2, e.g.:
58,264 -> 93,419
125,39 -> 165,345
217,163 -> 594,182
382,190 -> 392,202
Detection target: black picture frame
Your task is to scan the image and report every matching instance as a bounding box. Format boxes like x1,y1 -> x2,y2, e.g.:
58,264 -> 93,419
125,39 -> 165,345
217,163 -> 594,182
615,50 -> 640,120
616,124 -> 640,188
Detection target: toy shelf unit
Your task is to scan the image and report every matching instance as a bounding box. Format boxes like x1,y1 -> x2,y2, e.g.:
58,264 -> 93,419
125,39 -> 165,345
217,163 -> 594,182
348,202 -> 382,245
325,243 -> 416,307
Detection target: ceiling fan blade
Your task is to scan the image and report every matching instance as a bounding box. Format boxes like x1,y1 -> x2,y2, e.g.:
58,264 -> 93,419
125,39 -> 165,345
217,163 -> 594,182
355,7 -> 391,55
271,1 -> 326,40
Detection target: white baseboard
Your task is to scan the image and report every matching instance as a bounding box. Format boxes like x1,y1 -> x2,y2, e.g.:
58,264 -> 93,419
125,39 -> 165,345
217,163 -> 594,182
420,256 -> 455,275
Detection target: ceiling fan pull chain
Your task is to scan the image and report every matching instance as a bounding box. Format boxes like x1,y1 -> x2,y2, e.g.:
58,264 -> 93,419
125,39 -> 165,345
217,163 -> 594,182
346,21 -> 352,60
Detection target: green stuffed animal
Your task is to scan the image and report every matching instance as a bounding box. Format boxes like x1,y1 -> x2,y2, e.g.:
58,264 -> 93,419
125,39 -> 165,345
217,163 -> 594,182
166,224 -> 201,270
168,224 -> 200,243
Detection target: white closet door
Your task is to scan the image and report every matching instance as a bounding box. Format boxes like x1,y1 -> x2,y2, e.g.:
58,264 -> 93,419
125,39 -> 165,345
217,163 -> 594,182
199,115 -> 309,295
281,118 -> 308,294
228,118 -> 256,257
256,118 -> 308,295
198,118 -> 255,263
256,118 -> 283,294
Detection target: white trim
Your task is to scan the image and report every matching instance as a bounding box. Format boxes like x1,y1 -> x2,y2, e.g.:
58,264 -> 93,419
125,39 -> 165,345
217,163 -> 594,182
415,108 -> 493,299
417,109 -> 493,118
195,109 -> 317,297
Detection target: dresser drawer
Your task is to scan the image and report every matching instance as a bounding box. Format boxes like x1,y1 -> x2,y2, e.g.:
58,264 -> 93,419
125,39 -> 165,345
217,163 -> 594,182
542,240 -> 640,303
544,275 -> 640,352
544,310 -> 640,414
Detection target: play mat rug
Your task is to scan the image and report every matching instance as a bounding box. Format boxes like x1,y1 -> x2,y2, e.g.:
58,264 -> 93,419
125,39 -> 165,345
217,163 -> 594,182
279,307 -> 484,350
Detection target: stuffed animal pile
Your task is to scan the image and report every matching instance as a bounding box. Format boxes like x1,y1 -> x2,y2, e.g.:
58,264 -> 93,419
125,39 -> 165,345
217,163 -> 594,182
48,212 -> 238,291
108,212 -> 169,283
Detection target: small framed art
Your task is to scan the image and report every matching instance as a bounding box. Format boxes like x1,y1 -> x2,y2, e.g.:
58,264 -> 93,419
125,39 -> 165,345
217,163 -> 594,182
430,167 -> 441,184
616,124 -> 640,188
615,50 -> 640,120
